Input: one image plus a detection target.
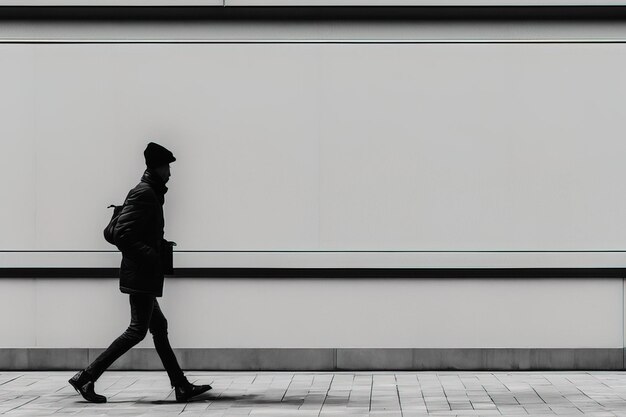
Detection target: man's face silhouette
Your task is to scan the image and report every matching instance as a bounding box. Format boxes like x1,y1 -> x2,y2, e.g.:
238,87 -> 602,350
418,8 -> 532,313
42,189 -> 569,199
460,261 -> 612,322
154,164 -> 171,183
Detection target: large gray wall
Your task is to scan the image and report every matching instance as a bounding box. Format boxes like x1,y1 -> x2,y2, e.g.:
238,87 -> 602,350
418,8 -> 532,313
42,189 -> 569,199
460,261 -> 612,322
1,17 -> 626,370
3,42 -> 626,254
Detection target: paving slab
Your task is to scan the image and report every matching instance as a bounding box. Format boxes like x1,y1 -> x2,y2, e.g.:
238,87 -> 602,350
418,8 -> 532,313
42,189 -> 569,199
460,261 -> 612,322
1,371 -> 626,416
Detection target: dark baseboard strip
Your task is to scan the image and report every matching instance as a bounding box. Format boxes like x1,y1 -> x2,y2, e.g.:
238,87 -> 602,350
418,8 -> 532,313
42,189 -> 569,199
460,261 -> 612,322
2,6 -> 626,21
0,348 -> 622,371
0,268 -> 120,278
2,267 -> 626,279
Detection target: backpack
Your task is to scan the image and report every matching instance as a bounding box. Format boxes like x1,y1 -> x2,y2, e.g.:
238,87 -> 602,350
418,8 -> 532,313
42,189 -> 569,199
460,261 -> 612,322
103,203 -> 124,245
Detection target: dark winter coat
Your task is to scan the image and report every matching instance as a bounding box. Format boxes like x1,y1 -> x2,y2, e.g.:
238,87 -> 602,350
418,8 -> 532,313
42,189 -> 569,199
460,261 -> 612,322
114,169 -> 171,297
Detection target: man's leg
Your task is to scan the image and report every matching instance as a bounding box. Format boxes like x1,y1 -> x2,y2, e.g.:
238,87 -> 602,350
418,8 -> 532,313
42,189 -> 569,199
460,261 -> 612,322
84,294 -> 155,381
148,300 -> 187,387
149,301 -> 212,402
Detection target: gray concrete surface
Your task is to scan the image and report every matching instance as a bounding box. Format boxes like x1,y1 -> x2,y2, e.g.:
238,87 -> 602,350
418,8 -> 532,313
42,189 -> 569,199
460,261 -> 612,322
2,371 -> 626,416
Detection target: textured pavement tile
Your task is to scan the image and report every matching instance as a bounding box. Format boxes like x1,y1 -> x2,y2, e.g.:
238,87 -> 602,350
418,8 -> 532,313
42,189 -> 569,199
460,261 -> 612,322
4,371 -> 626,416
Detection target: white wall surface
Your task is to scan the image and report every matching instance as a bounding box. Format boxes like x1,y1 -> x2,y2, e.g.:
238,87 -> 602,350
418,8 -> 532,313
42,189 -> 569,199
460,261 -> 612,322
2,42 -> 626,269
4,22 -> 626,42
227,0 -> 626,5
1,0 -> 221,5
0,278 -> 622,348
1,26 -> 625,351
5,251 -> 626,269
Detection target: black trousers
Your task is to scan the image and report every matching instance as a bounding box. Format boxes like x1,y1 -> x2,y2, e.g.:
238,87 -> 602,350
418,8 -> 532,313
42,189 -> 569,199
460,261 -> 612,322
85,294 -> 187,387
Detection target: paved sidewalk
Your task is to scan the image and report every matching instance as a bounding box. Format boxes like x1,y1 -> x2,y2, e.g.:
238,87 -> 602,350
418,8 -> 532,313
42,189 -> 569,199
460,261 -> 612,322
2,371 -> 626,416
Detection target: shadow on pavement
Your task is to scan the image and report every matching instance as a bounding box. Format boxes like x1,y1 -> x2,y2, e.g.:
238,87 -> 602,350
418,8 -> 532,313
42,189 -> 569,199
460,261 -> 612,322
140,393 -> 302,405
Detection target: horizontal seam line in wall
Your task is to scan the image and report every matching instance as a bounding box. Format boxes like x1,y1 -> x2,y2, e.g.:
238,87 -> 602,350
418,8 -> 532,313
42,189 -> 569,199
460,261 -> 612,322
4,5 -> 626,22
3,250 -> 626,253
2,39 -> 626,44
2,267 -> 626,279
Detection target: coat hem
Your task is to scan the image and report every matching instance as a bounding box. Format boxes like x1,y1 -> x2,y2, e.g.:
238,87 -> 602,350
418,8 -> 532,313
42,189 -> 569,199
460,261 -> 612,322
119,286 -> 162,298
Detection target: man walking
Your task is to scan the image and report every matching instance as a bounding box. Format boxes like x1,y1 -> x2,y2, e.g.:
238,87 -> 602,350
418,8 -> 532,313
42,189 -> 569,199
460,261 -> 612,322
69,142 -> 211,403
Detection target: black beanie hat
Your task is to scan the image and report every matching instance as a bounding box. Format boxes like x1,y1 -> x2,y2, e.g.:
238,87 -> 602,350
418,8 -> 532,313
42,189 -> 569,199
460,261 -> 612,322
144,142 -> 176,169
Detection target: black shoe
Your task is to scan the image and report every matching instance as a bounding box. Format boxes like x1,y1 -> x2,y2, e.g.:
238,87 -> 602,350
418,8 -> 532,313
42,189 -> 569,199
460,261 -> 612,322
174,382 -> 212,402
68,370 -> 107,403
